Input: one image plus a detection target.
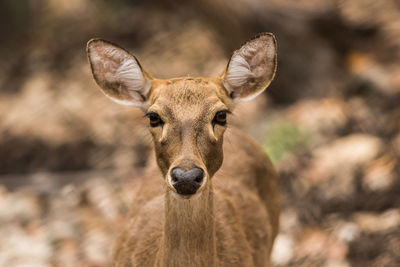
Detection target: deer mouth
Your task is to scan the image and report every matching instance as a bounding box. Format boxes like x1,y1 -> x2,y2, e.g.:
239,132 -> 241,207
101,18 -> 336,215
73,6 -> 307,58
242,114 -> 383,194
171,192 -> 196,200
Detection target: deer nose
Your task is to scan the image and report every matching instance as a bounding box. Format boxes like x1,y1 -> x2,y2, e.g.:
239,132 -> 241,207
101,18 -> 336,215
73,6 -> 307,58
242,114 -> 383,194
170,167 -> 204,195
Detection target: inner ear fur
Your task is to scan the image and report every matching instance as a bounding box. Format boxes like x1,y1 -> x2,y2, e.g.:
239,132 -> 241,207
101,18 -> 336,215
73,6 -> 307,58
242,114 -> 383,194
87,39 -> 152,107
222,33 -> 277,101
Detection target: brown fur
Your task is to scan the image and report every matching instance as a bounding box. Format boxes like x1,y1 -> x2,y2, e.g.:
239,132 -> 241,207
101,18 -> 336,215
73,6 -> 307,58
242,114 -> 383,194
112,78 -> 279,267
86,34 -> 280,267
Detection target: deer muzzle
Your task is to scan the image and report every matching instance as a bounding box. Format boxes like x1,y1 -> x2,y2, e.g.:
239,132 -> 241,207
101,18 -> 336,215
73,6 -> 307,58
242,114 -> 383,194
169,167 -> 205,195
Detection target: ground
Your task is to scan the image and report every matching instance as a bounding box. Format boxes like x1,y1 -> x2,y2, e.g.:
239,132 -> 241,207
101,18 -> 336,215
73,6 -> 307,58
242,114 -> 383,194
0,0 -> 399,266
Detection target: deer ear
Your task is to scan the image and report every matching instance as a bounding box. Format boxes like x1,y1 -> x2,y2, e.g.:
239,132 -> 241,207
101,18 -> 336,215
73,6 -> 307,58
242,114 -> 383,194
87,39 -> 152,107
222,33 -> 277,101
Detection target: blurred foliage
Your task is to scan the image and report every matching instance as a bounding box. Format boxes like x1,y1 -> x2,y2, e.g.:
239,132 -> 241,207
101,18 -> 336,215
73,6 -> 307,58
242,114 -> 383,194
0,0 -> 29,50
0,0 -> 400,266
263,121 -> 310,163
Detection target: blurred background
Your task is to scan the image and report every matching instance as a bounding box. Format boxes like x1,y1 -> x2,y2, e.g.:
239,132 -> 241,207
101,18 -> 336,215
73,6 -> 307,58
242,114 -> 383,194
0,0 -> 400,266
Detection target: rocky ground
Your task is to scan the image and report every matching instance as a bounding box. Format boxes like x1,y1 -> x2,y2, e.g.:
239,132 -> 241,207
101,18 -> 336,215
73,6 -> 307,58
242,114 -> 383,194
1,0 -> 400,266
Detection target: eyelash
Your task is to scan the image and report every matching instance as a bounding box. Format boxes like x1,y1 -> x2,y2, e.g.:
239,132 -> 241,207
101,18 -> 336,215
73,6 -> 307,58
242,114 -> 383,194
145,110 -> 231,127
145,112 -> 164,127
212,110 -> 231,126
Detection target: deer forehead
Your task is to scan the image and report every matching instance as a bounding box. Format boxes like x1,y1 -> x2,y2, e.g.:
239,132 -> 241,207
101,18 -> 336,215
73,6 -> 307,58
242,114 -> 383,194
148,78 -> 231,121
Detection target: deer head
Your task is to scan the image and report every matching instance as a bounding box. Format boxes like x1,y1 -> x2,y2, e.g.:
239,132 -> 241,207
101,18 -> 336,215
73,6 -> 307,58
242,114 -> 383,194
87,33 -> 277,198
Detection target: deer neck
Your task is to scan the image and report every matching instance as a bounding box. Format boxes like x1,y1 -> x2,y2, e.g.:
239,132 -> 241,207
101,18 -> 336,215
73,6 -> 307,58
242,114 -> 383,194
158,185 -> 216,267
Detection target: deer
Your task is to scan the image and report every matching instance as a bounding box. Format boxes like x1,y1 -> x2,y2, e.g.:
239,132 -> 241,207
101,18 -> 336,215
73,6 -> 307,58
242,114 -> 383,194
86,33 -> 280,267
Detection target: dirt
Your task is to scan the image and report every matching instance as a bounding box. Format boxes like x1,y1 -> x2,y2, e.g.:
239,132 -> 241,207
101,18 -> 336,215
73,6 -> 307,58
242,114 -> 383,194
0,0 -> 399,266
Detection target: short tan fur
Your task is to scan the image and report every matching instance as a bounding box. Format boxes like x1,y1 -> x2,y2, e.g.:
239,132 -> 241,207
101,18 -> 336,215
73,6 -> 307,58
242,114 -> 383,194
87,33 -> 280,267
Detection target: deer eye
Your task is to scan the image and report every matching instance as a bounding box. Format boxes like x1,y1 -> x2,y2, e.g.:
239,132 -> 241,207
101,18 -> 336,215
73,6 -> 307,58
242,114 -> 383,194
145,112 -> 164,127
213,110 -> 230,126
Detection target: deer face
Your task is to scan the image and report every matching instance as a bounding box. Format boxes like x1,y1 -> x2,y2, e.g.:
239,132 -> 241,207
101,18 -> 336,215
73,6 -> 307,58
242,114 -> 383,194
87,33 -> 277,197
145,78 -> 231,196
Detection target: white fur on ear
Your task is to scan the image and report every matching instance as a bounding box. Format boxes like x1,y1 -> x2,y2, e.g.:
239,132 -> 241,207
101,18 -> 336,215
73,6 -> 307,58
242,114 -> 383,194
222,33 -> 277,102
114,54 -> 151,105
224,54 -> 254,88
87,39 -> 152,107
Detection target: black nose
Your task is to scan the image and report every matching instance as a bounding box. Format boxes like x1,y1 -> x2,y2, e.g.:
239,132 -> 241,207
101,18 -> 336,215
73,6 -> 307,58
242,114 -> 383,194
170,167 -> 205,195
